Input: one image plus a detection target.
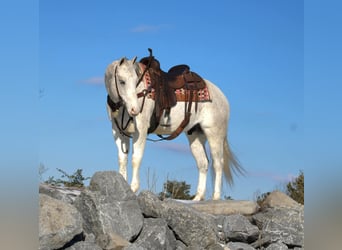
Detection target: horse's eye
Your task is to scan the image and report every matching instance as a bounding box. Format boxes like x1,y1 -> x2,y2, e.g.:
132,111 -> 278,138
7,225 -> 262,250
119,80 -> 125,85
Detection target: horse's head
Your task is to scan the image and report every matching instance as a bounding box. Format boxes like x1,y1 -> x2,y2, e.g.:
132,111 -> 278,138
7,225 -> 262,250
105,56 -> 140,116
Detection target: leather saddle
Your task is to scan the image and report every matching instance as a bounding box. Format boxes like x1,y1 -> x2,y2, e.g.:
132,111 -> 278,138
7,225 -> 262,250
139,56 -> 206,119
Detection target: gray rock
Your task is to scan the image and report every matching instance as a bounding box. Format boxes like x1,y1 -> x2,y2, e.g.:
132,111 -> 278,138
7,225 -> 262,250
227,242 -> 256,250
175,240 -> 187,250
39,194 -> 83,250
132,218 -> 177,250
64,241 -> 102,250
137,190 -> 163,218
265,241 -> 288,250
260,191 -> 301,209
138,192 -> 218,248
253,207 -> 304,247
207,243 -> 225,250
124,245 -> 145,250
96,232 -> 130,249
75,171 -> 144,243
185,200 -> 260,216
160,199 -> 217,249
39,183 -> 82,204
222,214 -> 259,243
89,171 -> 136,201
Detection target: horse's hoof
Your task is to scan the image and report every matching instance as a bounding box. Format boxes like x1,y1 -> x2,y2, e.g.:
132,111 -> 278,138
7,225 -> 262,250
193,195 -> 204,201
130,183 -> 139,193
212,193 -> 221,200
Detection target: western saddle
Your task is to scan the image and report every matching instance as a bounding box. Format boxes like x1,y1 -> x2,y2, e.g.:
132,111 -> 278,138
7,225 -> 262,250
138,49 -> 209,140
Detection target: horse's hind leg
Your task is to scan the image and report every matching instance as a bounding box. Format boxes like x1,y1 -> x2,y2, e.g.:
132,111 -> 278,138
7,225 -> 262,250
202,126 -> 225,200
186,128 -> 209,201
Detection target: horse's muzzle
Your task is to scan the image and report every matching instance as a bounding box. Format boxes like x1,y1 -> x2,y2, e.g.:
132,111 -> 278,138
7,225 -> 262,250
128,107 -> 139,116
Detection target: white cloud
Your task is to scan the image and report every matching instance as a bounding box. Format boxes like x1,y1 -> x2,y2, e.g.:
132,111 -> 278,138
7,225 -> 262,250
249,171 -> 296,183
81,77 -> 104,85
152,142 -> 191,155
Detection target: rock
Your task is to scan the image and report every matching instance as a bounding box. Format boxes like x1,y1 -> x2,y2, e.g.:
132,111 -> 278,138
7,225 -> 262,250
75,171 -> 144,242
252,207 -> 304,247
39,194 -> 83,250
227,242 -> 256,250
221,214 -> 259,243
96,232 -> 130,250
64,241 -> 102,250
207,243 -> 226,250
265,241 -> 288,250
160,199 -> 217,249
183,200 -> 260,215
89,171 -> 136,201
260,191 -> 301,209
39,183 -> 82,204
137,190 -> 163,218
38,171 -> 304,250
131,218 -> 177,250
124,245 -> 145,250
175,240 -> 187,250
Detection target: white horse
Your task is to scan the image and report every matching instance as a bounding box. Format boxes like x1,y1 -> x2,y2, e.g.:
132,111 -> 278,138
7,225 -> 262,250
105,55 -> 243,200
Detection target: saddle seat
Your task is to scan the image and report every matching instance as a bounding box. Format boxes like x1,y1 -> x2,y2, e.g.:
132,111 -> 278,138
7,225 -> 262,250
166,64 -> 206,90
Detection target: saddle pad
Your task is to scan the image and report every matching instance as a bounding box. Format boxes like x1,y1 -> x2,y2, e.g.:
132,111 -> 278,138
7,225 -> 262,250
142,64 -> 211,102
146,84 -> 211,102
174,87 -> 211,102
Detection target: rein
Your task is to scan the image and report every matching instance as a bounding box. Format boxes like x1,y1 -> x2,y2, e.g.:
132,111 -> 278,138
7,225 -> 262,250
135,48 -> 153,88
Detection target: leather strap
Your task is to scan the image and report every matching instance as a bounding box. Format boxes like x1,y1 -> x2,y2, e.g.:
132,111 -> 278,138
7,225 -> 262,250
157,90 -> 193,140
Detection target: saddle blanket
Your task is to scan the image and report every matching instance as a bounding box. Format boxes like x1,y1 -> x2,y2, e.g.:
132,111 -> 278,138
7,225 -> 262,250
144,70 -> 211,102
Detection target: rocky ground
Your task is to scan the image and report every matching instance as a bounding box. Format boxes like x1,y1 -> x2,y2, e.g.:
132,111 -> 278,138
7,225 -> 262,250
39,171 -> 304,250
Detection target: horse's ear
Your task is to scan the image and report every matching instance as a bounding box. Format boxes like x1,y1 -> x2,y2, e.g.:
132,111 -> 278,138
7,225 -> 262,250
119,57 -> 126,66
131,56 -> 137,64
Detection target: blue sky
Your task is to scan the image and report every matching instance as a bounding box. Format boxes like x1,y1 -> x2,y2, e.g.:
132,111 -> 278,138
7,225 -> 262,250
38,0 -> 305,200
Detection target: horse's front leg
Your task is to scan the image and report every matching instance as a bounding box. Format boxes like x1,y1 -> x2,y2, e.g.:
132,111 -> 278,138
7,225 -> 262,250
130,121 -> 148,193
112,125 -> 130,180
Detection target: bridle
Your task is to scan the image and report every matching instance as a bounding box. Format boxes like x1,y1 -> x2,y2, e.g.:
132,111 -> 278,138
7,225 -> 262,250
107,49 -> 153,138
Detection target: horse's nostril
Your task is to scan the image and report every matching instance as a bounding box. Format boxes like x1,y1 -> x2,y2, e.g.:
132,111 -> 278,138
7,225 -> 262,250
131,107 -> 138,115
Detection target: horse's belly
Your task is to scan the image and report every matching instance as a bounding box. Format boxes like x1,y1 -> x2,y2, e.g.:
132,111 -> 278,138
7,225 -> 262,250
152,107 -> 197,135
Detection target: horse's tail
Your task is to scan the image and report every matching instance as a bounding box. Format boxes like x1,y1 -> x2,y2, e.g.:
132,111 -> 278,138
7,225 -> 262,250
223,136 -> 245,186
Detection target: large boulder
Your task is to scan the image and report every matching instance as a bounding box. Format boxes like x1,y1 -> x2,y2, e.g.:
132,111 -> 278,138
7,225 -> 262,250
131,218 -> 177,249
161,199 -> 217,248
252,207 -> 304,248
137,190 -> 163,218
75,171 -> 144,245
185,200 -> 260,216
39,194 -> 83,250
220,214 -> 259,243
138,191 -> 217,248
39,183 -> 82,204
260,191 -> 302,209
